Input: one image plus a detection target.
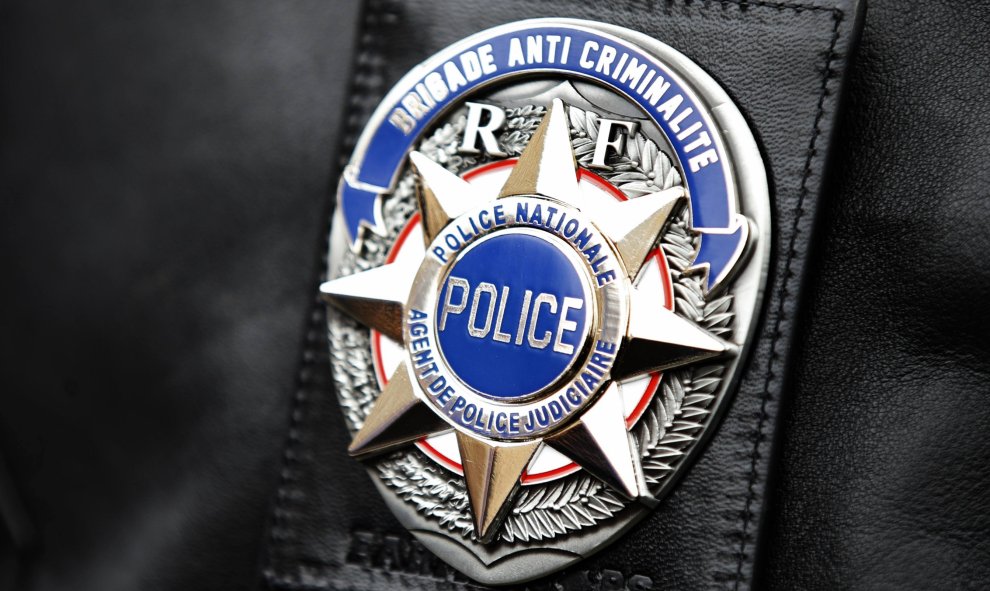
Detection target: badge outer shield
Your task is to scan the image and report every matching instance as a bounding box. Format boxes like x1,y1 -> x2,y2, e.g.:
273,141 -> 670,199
322,18 -> 771,586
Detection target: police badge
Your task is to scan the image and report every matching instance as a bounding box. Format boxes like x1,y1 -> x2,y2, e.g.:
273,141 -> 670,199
321,18 -> 770,585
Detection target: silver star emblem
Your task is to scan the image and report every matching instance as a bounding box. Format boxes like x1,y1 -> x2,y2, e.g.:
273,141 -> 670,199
320,99 -> 731,542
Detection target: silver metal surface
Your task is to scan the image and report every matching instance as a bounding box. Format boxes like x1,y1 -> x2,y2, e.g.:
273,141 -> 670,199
323,18 -> 771,585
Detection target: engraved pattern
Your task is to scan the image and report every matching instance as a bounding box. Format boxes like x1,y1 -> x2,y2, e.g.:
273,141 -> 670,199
328,103 -> 733,543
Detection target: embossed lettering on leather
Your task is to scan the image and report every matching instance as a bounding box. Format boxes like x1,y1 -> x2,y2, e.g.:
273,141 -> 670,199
261,0 -> 863,589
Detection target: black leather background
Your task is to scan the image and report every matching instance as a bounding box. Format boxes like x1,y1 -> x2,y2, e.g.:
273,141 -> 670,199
758,1 -> 990,589
262,1 -> 861,590
0,1 -> 361,590
6,1 -> 989,590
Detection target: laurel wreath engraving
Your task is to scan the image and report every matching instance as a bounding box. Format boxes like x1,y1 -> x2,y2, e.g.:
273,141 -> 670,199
328,103 -> 734,543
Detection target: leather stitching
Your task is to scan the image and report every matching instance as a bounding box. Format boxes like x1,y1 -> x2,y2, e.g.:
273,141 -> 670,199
264,0 -> 393,570
263,0 -> 849,588
730,7 -> 844,590
560,0 -> 838,14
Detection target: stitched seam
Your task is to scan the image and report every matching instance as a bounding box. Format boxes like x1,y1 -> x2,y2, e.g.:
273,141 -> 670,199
716,0 -> 834,12
532,0 -> 839,13
266,571 -> 475,591
730,7 -> 844,590
264,0 -> 390,572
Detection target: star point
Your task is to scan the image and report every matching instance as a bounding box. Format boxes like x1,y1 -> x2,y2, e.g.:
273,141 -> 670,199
612,286 -> 730,381
546,383 -> 650,500
319,263 -> 415,342
498,98 -> 584,208
456,433 -> 540,543
599,186 -> 685,280
348,362 -> 450,459
409,150 -> 484,243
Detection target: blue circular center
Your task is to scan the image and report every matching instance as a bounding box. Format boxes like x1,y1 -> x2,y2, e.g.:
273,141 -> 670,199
435,231 -> 588,400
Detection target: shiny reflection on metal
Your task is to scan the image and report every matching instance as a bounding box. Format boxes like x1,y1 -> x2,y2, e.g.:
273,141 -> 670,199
409,151 -> 483,243
498,99 -> 583,207
612,286 -> 730,380
598,187 -> 684,280
319,263 -> 414,342
347,362 -> 450,459
546,383 -> 648,500
456,434 -> 541,543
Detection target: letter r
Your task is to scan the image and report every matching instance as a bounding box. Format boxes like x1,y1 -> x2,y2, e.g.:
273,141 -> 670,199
459,102 -> 507,156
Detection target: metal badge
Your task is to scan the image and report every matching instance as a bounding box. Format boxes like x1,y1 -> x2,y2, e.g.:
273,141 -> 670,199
321,18 -> 769,585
